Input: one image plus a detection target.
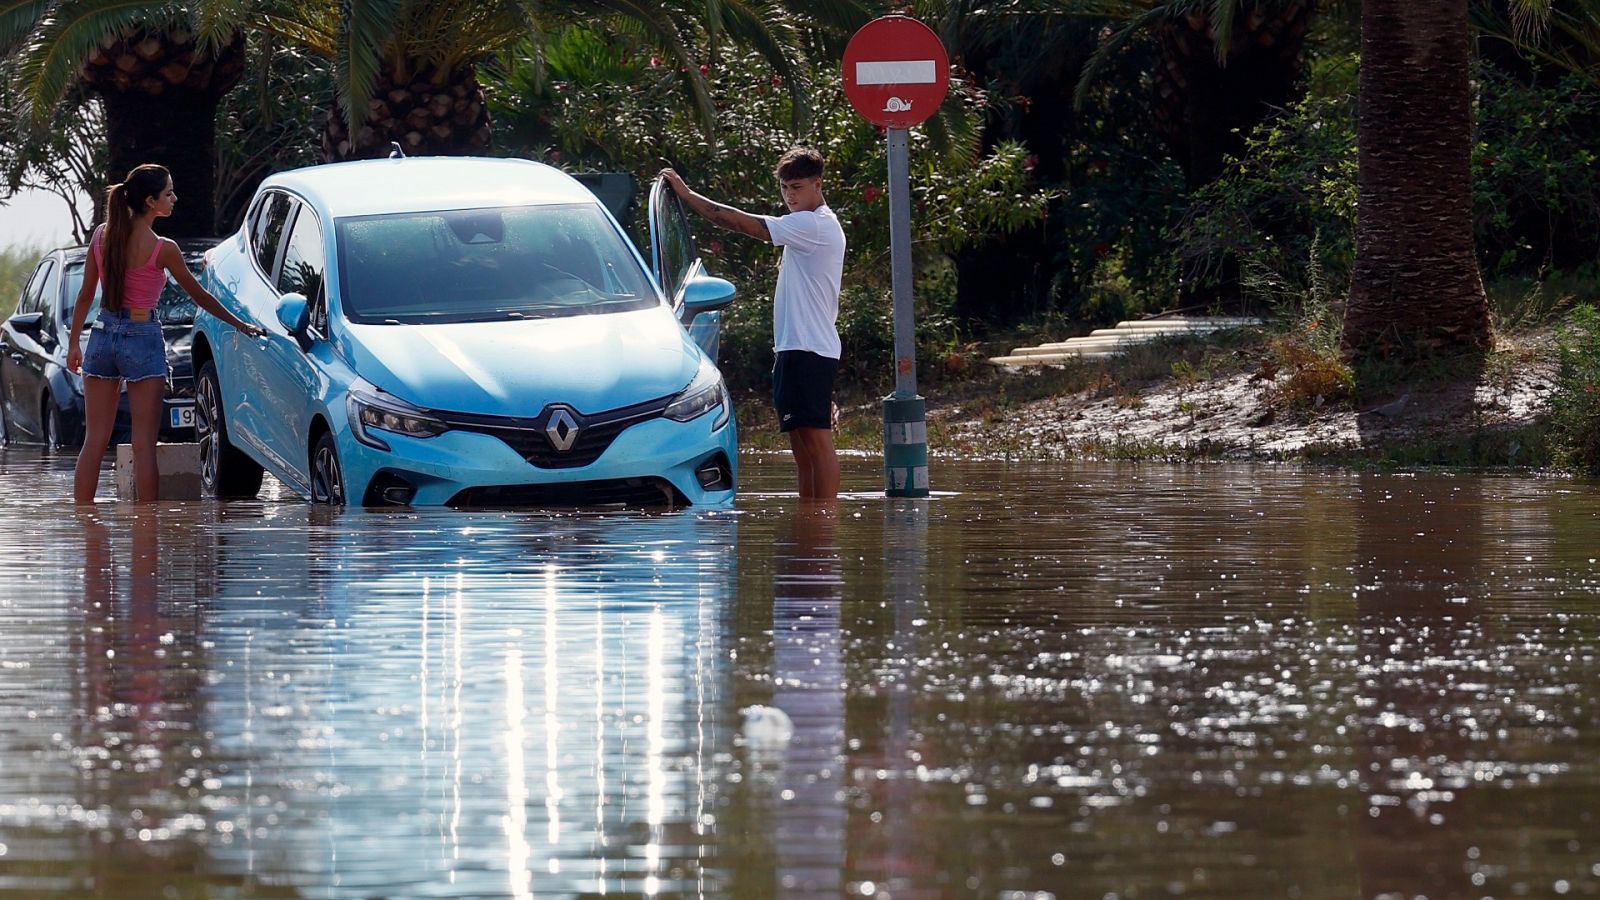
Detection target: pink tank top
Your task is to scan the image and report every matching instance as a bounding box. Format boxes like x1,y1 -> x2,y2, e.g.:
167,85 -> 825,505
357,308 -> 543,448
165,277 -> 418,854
92,226 -> 167,311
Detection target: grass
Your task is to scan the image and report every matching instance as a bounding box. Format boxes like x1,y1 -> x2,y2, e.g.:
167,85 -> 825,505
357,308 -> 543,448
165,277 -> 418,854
1,243 -> 47,320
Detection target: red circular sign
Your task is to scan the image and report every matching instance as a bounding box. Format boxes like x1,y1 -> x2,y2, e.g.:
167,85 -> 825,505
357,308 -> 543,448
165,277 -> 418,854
842,16 -> 950,128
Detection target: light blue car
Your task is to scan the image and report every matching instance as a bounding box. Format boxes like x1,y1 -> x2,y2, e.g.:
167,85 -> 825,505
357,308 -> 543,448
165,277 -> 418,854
191,157 -> 737,508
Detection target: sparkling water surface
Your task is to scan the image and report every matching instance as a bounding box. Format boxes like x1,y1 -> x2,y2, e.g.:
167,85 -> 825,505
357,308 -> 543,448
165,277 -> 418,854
1,448 -> 1599,898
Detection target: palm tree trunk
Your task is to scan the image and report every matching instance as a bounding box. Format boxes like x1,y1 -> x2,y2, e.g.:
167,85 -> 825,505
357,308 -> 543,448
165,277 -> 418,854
1342,0 -> 1490,361
322,62 -> 491,161
81,30 -> 245,239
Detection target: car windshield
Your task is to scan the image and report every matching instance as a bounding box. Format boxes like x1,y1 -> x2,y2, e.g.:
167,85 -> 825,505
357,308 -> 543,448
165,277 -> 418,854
62,259 -> 202,327
335,204 -> 658,325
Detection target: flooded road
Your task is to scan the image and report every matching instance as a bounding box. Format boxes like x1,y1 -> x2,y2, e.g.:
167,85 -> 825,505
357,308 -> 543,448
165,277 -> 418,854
2,448 -> 1600,898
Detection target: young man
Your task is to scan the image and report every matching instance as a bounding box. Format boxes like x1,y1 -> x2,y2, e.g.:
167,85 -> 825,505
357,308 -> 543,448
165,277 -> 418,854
661,147 -> 847,500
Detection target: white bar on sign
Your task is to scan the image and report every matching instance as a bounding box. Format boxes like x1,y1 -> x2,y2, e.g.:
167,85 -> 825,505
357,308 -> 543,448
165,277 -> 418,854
856,60 -> 938,85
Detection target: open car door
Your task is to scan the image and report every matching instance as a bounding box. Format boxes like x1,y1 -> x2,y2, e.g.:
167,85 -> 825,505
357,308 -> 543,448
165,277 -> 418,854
648,177 -> 723,359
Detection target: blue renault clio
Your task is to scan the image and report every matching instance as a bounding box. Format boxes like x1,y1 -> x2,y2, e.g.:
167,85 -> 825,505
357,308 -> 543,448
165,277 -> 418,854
192,157 -> 737,507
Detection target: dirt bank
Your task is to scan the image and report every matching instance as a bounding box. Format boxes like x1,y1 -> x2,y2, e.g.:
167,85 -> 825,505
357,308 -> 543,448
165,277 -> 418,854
930,327 -> 1558,466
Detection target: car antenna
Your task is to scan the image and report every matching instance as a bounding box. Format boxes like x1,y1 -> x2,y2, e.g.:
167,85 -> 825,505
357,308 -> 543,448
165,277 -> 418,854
389,142 -> 405,159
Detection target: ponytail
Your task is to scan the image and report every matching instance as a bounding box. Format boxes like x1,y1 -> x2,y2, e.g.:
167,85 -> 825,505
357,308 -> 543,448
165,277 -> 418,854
102,183 -> 131,314
99,163 -> 171,315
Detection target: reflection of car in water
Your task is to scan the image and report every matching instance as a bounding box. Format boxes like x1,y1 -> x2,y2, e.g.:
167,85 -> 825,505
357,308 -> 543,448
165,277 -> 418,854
188,508 -> 742,895
192,157 -> 739,508
0,241 -> 215,448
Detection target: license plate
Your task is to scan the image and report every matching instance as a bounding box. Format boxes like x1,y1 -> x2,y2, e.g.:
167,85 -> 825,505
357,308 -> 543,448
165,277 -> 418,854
170,403 -> 195,429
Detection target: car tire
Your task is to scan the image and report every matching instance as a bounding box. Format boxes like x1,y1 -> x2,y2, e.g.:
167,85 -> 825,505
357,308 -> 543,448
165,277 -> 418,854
42,393 -> 80,452
309,431 -> 345,506
196,361 -> 264,499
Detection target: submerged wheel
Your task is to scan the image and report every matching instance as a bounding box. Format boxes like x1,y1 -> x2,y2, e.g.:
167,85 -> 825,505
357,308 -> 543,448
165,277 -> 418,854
43,395 -> 68,451
196,361 -> 264,498
309,431 -> 344,506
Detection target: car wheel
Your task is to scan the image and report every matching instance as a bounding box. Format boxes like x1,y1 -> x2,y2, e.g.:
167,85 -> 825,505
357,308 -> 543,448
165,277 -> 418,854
196,361 -> 264,499
44,395 -> 64,452
309,431 -> 345,506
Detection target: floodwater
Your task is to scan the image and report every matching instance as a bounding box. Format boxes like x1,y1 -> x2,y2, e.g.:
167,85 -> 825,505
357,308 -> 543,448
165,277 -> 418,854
2,449 -> 1599,899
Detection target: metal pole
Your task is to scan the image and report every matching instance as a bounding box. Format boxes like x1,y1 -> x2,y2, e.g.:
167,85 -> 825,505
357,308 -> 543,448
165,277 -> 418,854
882,127 -> 930,497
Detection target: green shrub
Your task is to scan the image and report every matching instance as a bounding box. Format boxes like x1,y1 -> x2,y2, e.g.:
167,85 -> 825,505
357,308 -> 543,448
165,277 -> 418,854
1551,304 -> 1600,475
0,243 -> 45,320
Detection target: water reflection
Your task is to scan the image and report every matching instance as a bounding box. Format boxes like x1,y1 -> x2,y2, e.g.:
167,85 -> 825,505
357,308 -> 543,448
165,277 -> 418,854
2,451 -> 1600,898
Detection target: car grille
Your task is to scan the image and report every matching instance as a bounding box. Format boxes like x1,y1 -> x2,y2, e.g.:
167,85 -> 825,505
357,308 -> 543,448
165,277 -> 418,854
431,395 -> 675,469
448,478 -> 688,510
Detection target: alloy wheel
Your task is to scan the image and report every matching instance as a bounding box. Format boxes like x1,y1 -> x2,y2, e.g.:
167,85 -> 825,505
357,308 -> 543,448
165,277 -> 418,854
311,436 -> 344,505
196,371 -> 221,491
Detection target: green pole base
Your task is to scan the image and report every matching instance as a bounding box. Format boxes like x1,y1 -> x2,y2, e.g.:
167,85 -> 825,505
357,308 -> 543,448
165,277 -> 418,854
883,394 -> 929,498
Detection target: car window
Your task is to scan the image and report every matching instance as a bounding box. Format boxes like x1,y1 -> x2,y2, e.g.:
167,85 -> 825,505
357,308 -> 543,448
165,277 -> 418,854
154,265 -> 202,325
252,192 -> 295,278
37,260 -> 60,339
335,204 -> 658,325
18,260 -> 51,317
278,207 -> 325,301
60,260 -> 103,328
654,190 -> 697,302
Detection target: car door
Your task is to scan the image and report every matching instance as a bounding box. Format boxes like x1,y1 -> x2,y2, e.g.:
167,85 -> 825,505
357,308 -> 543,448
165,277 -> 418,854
255,202 -> 330,487
1,260 -> 55,438
227,190 -> 297,471
648,178 -> 720,359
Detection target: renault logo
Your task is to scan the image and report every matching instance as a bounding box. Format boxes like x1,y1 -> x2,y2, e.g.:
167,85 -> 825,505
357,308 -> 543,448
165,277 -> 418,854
545,407 -> 581,452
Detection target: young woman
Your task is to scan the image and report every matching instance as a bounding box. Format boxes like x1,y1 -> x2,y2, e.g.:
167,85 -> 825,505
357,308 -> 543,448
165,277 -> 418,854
65,164 -> 264,503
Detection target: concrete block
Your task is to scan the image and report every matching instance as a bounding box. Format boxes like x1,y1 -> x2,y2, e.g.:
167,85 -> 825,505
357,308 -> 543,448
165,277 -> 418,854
114,443 -> 203,501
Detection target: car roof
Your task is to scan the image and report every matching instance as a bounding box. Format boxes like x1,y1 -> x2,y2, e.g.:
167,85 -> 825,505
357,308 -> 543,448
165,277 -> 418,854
262,157 -> 600,219
55,236 -> 220,264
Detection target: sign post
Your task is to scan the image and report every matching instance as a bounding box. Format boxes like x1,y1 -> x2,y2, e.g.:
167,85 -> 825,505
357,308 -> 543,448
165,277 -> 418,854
842,16 -> 949,499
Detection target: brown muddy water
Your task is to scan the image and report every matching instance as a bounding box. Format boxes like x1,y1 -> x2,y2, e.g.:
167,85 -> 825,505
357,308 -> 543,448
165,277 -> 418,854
1,448 -> 1599,899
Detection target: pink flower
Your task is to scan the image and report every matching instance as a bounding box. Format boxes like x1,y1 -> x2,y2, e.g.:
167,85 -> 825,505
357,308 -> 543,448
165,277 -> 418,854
708,240 -> 723,255
864,185 -> 882,203
699,63 -> 710,76
649,56 -> 661,68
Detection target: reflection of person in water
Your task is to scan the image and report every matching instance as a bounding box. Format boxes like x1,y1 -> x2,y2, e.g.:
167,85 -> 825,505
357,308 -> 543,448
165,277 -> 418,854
76,509 -> 208,891
767,505 -> 846,896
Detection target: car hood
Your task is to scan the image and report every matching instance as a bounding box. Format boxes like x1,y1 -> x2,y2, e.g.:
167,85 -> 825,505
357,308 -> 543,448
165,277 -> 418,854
341,305 -> 703,416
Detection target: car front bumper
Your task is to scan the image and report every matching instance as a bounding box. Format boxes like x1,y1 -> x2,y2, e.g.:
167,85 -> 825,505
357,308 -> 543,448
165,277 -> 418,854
336,411 -> 737,508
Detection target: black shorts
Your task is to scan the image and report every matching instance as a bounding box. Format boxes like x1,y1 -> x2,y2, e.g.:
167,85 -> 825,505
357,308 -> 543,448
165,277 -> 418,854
772,350 -> 838,433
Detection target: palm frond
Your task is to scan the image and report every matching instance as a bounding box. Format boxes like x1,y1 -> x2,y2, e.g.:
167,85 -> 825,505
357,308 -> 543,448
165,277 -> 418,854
0,0 -> 55,56
334,0 -> 400,136
1072,3 -> 1165,111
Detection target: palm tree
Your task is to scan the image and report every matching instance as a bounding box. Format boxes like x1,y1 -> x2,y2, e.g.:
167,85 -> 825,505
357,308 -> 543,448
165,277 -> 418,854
1340,0 -> 1490,361
262,0 -> 863,161
2,5 -> 245,237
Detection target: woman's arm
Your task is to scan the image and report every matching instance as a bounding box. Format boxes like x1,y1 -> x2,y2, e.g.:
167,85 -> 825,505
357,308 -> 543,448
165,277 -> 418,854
159,241 -> 265,337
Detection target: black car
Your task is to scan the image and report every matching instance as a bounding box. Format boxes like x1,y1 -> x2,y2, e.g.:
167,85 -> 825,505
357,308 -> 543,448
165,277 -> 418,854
0,238 -> 218,449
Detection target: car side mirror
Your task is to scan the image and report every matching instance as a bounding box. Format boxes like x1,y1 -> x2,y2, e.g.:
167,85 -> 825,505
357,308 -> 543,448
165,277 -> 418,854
679,274 -> 736,325
6,311 -> 44,337
276,292 -> 310,334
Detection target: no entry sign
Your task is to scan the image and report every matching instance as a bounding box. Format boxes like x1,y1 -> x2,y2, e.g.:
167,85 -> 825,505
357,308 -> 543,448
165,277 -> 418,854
842,16 -> 949,128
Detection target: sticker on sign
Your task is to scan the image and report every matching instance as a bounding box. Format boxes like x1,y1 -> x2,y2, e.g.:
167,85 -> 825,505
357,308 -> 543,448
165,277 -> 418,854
856,60 -> 939,85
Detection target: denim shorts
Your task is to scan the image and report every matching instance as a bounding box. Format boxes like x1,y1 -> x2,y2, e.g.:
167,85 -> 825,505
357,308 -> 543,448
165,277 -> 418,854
82,312 -> 168,383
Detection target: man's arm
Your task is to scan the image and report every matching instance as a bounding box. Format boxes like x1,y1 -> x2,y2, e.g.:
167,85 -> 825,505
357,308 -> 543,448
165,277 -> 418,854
659,168 -> 771,242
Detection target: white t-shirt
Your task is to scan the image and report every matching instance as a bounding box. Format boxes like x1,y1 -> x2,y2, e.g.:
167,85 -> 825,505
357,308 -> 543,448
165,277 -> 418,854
762,205 -> 846,359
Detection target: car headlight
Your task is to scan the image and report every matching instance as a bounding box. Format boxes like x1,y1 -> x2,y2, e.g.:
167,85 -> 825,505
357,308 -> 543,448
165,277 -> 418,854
664,358 -> 729,429
348,388 -> 448,450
